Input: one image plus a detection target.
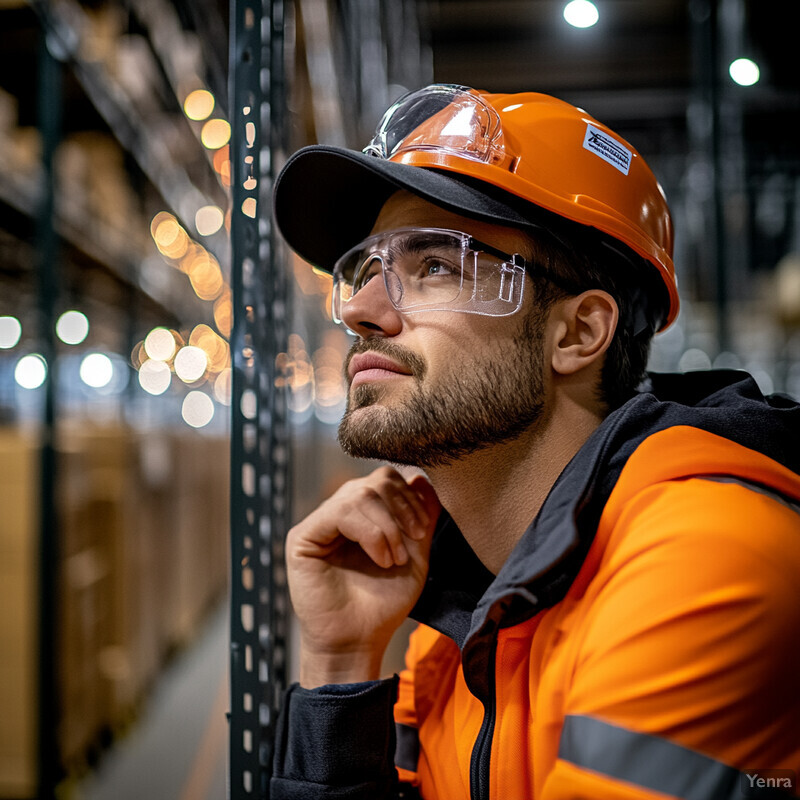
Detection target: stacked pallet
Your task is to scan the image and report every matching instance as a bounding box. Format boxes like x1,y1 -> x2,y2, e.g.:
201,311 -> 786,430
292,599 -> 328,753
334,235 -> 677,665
0,423 -> 229,797
0,428 -> 39,799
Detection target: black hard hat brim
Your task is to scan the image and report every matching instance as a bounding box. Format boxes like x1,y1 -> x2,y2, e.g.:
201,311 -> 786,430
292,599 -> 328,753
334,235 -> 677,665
272,144 -> 540,272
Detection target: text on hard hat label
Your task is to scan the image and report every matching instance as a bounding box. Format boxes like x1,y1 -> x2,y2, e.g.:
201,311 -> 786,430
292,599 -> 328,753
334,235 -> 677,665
583,123 -> 631,175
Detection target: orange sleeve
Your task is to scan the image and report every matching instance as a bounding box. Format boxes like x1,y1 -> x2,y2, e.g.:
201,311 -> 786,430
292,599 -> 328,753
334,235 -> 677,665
546,478 -> 800,799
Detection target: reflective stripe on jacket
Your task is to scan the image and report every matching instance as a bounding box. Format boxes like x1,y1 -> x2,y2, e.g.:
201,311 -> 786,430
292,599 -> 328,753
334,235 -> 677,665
395,426 -> 800,799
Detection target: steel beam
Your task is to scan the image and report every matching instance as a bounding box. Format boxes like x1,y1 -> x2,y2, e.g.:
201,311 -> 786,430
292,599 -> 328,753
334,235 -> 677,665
228,1 -> 291,797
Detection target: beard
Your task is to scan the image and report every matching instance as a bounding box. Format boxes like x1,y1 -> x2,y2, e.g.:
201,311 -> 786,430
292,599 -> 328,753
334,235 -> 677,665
337,309 -> 548,468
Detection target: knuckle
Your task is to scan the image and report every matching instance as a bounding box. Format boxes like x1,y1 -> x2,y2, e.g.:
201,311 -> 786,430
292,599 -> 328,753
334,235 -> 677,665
286,522 -> 307,545
359,485 -> 383,504
394,493 -> 411,509
284,526 -> 306,560
361,521 -> 388,544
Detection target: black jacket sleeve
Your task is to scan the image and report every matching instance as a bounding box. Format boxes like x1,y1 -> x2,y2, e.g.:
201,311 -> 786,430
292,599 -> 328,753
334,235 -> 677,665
270,676 -> 407,799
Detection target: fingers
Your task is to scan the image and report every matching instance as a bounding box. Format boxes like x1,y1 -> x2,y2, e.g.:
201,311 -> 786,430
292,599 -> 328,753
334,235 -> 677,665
376,469 -> 431,541
290,466 -> 439,571
340,492 -> 410,568
341,467 -> 434,567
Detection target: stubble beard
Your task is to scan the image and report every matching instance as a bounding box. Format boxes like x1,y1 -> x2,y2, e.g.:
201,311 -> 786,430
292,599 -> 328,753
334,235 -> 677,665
337,311 -> 548,468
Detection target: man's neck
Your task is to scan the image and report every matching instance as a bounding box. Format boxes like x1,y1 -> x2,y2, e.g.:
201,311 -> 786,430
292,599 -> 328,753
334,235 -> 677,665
425,397 -> 604,575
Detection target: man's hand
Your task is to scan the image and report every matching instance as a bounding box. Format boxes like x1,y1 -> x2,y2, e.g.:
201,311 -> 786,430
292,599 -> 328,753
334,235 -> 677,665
286,466 -> 440,688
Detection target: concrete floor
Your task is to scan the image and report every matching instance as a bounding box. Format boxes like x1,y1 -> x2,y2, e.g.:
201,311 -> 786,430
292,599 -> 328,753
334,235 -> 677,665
75,602 -> 229,800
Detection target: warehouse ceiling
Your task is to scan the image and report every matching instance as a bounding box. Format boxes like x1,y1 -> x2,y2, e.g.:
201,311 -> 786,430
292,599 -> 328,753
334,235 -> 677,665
418,0 -> 799,163
2,1 -> 797,172
1,0 -> 798,306
423,0 -> 694,105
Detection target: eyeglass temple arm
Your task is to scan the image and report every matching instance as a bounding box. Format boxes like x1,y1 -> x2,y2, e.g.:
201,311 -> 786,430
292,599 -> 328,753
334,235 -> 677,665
467,237 -> 581,296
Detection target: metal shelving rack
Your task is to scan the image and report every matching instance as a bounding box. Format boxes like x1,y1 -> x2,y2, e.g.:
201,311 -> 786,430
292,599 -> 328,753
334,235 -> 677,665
2,4 -> 234,794
228,1 -> 291,797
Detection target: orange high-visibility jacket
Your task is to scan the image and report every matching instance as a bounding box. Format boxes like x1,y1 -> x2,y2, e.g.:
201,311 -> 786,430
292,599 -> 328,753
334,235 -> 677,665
272,372 -> 800,800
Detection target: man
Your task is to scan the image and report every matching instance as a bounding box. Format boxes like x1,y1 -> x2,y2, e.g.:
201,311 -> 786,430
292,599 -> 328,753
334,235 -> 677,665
269,84 -> 800,799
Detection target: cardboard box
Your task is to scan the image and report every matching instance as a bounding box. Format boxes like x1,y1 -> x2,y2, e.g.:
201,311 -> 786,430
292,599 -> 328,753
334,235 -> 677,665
0,428 -> 39,798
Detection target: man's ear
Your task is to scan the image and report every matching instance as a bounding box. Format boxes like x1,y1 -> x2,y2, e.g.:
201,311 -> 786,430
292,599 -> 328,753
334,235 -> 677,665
550,290 -> 618,376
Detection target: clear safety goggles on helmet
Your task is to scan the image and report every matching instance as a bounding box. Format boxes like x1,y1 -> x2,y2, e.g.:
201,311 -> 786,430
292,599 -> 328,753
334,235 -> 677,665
363,84 -> 513,167
331,227 -> 528,324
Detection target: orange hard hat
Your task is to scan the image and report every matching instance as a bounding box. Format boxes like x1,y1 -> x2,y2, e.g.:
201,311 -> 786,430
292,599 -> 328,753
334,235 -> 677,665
274,84 -> 679,330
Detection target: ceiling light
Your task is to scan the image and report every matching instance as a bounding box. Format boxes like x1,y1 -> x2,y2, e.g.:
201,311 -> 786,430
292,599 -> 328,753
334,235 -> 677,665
195,205 -> 224,236
184,89 -> 215,121
56,310 -> 89,345
0,316 -> 22,349
174,345 -> 208,383
201,119 -> 232,150
729,58 -> 760,87
144,327 -> 177,362
79,352 -> 114,388
564,0 -> 599,29
138,359 -> 172,395
15,354 -> 47,389
182,391 -> 215,428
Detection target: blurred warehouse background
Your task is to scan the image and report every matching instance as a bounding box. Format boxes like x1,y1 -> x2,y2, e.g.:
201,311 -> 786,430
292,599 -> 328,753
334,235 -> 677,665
1,0 -> 799,798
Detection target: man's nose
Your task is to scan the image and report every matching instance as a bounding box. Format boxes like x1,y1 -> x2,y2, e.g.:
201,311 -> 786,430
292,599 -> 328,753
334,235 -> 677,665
339,270 -> 403,337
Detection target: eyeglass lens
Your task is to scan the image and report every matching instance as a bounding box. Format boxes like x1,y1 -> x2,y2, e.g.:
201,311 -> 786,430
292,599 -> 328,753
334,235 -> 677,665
350,231 -> 466,310
333,229 -> 526,321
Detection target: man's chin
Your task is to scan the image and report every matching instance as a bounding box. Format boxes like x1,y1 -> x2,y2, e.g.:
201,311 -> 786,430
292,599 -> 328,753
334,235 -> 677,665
339,392 -> 389,421
337,411 -> 393,461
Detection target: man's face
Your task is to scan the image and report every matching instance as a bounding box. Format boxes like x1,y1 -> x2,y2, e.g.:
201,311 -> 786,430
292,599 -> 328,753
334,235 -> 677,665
337,191 -> 551,468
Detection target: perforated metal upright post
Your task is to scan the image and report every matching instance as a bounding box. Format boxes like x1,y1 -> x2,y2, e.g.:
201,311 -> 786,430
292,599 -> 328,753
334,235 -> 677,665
229,1 -> 291,797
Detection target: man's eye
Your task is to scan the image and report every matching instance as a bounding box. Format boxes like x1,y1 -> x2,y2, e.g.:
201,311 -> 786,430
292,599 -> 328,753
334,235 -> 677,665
421,257 -> 458,278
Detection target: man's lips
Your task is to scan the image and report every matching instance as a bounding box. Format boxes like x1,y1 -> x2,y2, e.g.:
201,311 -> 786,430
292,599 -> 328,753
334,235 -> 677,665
347,352 -> 413,385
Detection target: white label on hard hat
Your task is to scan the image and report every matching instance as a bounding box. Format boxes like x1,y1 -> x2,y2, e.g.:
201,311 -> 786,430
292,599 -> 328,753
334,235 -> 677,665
583,123 -> 632,175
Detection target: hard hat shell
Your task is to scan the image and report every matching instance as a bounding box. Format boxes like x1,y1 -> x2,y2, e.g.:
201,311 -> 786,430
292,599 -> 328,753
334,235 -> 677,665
272,86 -> 679,330
384,90 -> 678,328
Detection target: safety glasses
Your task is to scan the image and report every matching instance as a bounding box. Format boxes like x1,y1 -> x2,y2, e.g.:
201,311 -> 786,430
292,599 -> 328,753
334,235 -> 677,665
363,84 -> 514,168
331,227 -> 528,323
